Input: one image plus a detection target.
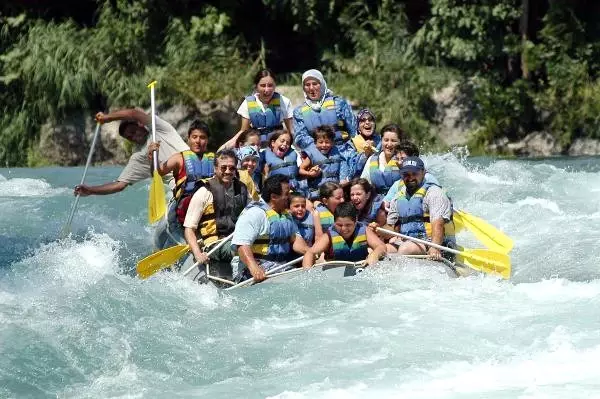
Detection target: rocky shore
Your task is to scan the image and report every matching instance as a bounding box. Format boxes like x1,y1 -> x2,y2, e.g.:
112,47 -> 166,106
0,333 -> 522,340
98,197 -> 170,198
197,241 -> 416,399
33,84 -> 600,167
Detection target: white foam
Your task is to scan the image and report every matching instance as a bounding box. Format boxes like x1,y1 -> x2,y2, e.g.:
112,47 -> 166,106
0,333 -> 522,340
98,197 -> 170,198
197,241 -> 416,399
0,177 -> 68,197
516,197 -> 563,214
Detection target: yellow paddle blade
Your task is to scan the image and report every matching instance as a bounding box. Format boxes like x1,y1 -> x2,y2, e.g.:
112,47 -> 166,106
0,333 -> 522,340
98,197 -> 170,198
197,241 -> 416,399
137,244 -> 191,279
457,248 -> 511,280
148,170 -> 166,224
454,210 -> 514,254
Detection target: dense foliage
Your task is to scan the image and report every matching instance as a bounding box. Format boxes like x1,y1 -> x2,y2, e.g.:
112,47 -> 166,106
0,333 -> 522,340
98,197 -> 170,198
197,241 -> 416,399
1,0 -> 599,165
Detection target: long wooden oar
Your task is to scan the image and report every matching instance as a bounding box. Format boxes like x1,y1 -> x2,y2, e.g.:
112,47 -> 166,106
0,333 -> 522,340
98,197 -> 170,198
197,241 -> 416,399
61,122 -> 101,237
453,209 -> 513,254
376,227 -> 511,279
225,256 -> 304,290
147,80 -> 166,224
137,233 -> 234,279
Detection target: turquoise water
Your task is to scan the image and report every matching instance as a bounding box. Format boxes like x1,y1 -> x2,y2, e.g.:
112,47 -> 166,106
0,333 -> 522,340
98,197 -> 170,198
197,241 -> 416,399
1,153 -> 600,398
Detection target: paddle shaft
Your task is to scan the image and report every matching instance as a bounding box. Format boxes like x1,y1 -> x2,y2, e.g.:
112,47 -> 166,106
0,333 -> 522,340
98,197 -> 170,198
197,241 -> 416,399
227,256 -> 303,290
62,123 -> 101,236
182,233 -> 234,276
376,227 -> 461,256
149,83 -> 159,172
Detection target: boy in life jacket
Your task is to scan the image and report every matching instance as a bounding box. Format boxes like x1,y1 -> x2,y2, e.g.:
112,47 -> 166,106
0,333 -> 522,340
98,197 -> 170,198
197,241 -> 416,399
299,125 -> 350,201
148,120 -> 215,250
302,202 -> 386,268
289,191 -> 316,246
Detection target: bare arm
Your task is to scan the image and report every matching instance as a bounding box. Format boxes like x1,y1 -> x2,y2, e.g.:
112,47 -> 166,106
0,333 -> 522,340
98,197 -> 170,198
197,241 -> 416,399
96,109 -> 149,125
302,233 -> 330,269
218,118 -> 251,151
184,228 -> 209,264
427,218 -> 445,260
313,210 -> 325,240
365,227 -> 387,266
298,156 -> 319,178
74,181 -> 128,196
238,245 -> 266,282
147,150 -> 181,177
291,234 -> 310,255
283,118 -> 293,135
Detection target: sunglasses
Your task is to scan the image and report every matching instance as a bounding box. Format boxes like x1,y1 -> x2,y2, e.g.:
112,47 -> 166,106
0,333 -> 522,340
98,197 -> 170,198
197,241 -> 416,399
359,117 -> 374,122
219,165 -> 237,172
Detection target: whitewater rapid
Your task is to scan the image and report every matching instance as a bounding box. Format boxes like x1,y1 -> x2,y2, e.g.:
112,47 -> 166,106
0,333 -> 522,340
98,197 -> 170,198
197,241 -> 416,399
1,154 -> 599,398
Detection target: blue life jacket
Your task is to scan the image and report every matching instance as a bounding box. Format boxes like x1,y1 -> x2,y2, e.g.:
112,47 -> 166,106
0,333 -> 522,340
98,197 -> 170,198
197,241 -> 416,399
307,147 -> 343,200
368,153 -> 401,194
344,134 -> 382,178
315,203 -> 334,233
299,95 -> 349,147
248,201 -> 297,262
246,93 -> 283,147
293,211 -> 315,246
327,222 -> 369,262
173,150 -> 215,200
358,194 -> 384,224
264,148 -> 299,189
394,182 -> 456,247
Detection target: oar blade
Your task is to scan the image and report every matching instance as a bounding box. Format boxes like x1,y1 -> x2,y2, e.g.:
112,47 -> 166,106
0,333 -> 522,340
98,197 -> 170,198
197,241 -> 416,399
458,248 -> 511,280
454,210 -> 514,254
148,170 -> 166,224
137,244 -> 190,279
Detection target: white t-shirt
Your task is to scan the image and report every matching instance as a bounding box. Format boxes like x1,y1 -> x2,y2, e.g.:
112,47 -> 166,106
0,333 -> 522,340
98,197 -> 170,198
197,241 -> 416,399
236,92 -> 294,121
182,187 -> 213,229
117,116 -> 189,186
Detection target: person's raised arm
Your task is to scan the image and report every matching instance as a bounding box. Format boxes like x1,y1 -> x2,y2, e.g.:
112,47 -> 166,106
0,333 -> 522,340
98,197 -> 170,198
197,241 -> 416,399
96,109 -> 149,125
313,210 -> 325,240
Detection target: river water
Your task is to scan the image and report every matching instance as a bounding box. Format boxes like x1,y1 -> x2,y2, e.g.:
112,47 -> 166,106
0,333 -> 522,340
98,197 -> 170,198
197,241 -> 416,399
1,153 -> 599,398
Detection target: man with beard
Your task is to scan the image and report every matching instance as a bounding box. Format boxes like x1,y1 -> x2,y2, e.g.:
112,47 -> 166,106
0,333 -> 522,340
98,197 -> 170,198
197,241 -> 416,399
231,174 -> 310,282
376,157 -> 456,260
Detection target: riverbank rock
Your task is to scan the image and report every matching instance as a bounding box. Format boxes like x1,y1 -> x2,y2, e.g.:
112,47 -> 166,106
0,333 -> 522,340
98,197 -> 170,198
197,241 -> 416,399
489,131 -> 562,157
431,82 -> 473,146
567,138 -> 600,156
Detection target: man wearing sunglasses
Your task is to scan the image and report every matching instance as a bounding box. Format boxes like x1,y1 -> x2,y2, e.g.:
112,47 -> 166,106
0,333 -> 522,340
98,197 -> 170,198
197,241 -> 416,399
182,150 -> 250,279
377,157 -> 456,260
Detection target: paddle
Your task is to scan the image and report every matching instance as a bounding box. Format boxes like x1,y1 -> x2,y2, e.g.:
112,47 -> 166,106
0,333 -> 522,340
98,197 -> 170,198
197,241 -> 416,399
225,256 -> 304,290
453,209 -> 513,254
376,227 -> 511,279
147,80 -> 166,224
137,233 -> 234,279
61,122 -> 102,238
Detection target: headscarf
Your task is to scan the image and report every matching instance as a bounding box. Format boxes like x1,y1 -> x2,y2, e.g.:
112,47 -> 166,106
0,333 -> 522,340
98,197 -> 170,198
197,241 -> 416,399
357,108 -> 376,123
301,69 -> 332,112
236,145 -> 259,165
357,108 -> 377,135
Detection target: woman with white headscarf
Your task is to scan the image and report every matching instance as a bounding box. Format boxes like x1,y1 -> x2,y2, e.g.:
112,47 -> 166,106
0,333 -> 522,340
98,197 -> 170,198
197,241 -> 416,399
292,69 -> 357,161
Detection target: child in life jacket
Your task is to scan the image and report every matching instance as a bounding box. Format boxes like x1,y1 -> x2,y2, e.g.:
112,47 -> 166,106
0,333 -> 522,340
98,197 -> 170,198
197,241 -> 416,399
263,130 -> 301,191
299,125 -> 349,200
289,191 -> 316,246
236,146 -> 261,201
302,202 -> 386,268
